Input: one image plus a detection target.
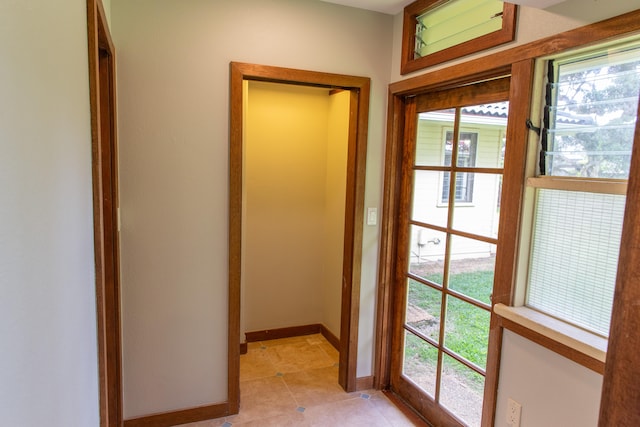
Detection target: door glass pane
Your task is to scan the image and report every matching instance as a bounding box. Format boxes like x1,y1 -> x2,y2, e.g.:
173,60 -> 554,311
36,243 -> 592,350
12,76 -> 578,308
440,353 -> 484,427
413,171 -> 448,228
448,235 -> 495,305
416,109 -> 456,167
452,172 -> 502,238
408,225 -> 446,283
444,295 -> 490,370
396,86 -> 509,427
460,101 -> 508,169
403,332 -> 438,397
453,131 -> 478,168
407,279 -> 442,342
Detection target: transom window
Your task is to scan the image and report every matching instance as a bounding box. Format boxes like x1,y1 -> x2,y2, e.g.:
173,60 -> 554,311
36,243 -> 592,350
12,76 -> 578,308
401,0 -> 517,74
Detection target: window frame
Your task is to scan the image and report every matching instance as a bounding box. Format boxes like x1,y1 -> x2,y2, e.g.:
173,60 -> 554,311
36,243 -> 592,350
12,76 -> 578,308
521,177 -> 627,336
441,130 -> 478,204
378,11 -> 640,425
401,0 -> 518,75
503,43 -> 640,371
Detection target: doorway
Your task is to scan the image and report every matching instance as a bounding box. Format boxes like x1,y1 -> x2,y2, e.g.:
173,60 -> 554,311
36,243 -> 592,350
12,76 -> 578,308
228,62 -> 371,412
87,0 -> 122,425
242,81 -> 349,349
389,78 -> 510,427
376,61 -> 534,427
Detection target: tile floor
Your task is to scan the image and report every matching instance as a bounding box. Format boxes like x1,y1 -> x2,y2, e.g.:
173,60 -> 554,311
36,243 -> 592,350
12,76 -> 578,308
175,334 -> 419,426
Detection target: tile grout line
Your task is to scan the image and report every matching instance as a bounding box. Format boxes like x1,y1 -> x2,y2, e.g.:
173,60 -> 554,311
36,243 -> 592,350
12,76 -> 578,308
280,371 -> 305,414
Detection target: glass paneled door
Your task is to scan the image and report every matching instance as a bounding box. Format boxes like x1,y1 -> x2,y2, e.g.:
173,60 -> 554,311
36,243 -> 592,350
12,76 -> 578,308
390,78 -> 510,427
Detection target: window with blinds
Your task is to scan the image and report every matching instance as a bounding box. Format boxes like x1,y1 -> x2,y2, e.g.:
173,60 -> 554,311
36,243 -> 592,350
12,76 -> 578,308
527,189 -> 626,336
542,44 -> 640,179
525,40 -> 640,338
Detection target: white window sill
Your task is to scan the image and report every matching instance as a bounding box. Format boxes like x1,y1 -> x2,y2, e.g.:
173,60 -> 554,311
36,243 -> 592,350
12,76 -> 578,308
493,303 -> 607,363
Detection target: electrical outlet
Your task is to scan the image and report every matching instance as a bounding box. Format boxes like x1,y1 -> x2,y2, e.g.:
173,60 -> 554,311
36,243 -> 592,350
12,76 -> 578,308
506,398 -> 521,427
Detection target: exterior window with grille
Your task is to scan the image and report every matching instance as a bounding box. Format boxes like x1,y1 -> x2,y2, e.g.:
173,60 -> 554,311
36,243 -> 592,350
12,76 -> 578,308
442,131 -> 477,203
524,41 -> 640,337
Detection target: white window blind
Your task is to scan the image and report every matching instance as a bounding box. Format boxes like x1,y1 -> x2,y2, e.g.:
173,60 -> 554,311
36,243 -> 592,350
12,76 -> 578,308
526,188 -> 626,336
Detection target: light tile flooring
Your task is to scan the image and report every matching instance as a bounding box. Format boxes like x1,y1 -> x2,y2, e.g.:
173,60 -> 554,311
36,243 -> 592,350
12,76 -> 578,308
176,334 -> 418,426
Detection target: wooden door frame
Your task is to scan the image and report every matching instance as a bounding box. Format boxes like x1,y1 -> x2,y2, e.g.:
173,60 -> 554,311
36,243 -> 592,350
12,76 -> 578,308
88,0 -> 122,426
376,67 -> 529,427
228,62 -> 371,412
376,8 -> 640,427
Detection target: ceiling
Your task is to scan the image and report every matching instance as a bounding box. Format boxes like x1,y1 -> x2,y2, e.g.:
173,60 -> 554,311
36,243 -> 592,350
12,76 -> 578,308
318,0 -> 567,15
318,0 -> 414,15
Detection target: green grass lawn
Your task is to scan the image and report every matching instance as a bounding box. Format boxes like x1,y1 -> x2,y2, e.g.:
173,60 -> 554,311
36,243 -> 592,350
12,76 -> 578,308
405,269 -> 493,391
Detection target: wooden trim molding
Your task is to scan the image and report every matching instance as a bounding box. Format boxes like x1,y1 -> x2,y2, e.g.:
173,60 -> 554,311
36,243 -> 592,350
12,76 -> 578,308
481,58 -> 535,427
320,324 -> 340,350
527,176 -> 628,195
598,96 -> 640,427
243,323 -> 340,350
228,61 -> 243,416
401,0 -> 517,75
87,1 -> 122,426
355,376 -> 374,391
245,324 -> 324,342
123,403 -> 228,427
495,304 -> 606,362
340,86 -> 369,392
229,62 -> 371,405
382,390 -> 432,427
239,342 -> 248,355
499,316 -> 605,374
391,8 -> 640,95
374,93 -> 407,390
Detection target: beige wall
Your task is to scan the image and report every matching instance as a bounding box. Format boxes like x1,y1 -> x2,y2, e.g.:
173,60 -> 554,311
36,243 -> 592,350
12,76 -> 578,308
389,2 -> 639,427
112,0 -> 639,421
0,0 -> 100,425
112,0 -> 393,418
102,0 -> 111,28
495,331 -> 604,427
243,81 -> 347,337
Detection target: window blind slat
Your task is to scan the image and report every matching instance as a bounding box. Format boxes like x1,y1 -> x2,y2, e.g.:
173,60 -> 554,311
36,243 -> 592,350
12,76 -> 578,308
542,44 -> 640,178
526,188 -> 625,336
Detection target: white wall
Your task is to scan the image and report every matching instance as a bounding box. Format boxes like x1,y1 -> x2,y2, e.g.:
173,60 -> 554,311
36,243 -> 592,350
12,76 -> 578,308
495,331 -> 603,427
112,0 -> 393,418
389,2 -> 639,426
0,1 -> 100,426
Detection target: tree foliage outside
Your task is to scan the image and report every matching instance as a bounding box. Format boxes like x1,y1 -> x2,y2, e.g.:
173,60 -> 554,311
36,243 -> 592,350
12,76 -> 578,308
547,47 -> 640,178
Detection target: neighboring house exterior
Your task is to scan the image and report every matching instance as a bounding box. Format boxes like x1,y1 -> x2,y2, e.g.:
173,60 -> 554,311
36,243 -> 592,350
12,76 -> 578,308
411,105 -> 507,264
